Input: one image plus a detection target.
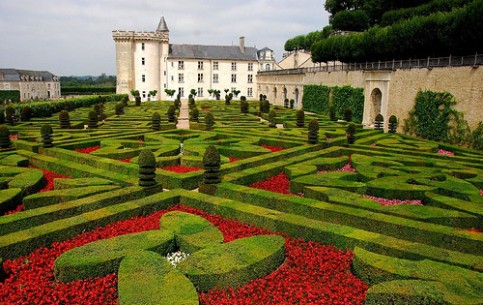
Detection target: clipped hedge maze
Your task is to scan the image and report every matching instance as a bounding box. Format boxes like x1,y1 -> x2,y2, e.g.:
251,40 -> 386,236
0,99 -> 482,304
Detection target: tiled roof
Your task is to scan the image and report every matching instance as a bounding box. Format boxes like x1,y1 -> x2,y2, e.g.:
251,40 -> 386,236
169,44 -> 258,61
0,69 -> 58,82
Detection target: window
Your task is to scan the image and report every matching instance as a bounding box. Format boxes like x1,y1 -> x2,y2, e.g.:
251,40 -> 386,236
178,73 -> 184,83
171,76 -> 174,81
198,73 -> 204,83
247,88 -> 253,97
142,43 -> 145,51
231,62 -> 237,71
178,61 -> 184,70
248,74 -> 253,83
163,70 -> 166,76
213,73 -> 219,83
265,64 -> 271,70
171,62 -> 174,67
179,87 -> 185,97
142,91 -> 146,98
142,57 -> 145,65
231,74 -> 237,83
213,62 -> 219,70
248,63 -> 253,71
142,74 -> 146,82
198,61 -> 204,70
198,87 -> 203,97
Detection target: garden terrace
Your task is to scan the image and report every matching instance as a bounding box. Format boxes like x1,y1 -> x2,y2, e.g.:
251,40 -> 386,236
0,97 -> 482,305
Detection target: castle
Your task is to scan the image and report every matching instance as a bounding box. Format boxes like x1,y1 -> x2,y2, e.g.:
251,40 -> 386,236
113,17 -> 276,101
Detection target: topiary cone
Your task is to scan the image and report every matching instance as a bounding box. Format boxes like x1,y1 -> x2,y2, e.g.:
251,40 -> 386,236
374,114 -> 384,131
346,123 -> 356,144
152,112 -> 161,131
40,124 -> 54,148
5,106 -> 15,125
167,105 -> 176,123
59,110 -> 71,129
190,108 -> 199,122
308,119 -> 319,144
202,145 -> 221,184
0,125 -> 12,149
88,110 -> 98,128
344,109 -> 353,122
296,110 -> 305,128
205,112 -> 214,130
268,110 -> 277,128
138,149 -> 157,187
388,115 -> 398,133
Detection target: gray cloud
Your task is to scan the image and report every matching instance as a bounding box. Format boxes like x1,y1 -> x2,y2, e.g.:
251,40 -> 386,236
0,0 -> 328,75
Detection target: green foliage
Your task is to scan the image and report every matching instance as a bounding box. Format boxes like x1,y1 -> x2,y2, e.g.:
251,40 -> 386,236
148,90 -> 158,99
138,149 -> 157,187
190,107 -> 199,122
88,110 -> 98,128
60,86 -> 116,95
301,85 -> 330,113
329,106 -> 337,121
312,1 -> 483,62
388,115 -> 398,134
290,99 -> 295,109
205,112 -> 214,130
404,91 -> 471,144
0,90 -> 20,102
167,105 -> 176,123
21,106 -> 31,121
308,119 -> 319,144
284,98 -> 289,108
240,100 -> 249,114
284,35 -> 306,51
59,110 -> 71,129
375,114 -> 384,130
0,125 -> 11,149
262,100 -> 270,114
268,110 -> 277,128
40,124 -> 53,136
165,89 -> 176,98
190,89 -> 197,97
60,74 -> 116,87
135,96 -> 141,106
344,109 -> 353,122
115,103 -> 124,115
225,94 -> 232,105
152,112 -> 161,131
333,86 -> 363,123
347,123 -> 356,144
296,110 -> 305,127
471,122 -> 483,150
40,124 -> 54,148
332,9 -> 370,31
203,145 -> 221,184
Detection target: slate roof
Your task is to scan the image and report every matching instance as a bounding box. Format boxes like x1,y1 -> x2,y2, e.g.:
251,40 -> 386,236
0,69 -> 58,82
169,44 -> 258,61
157,17 -> 169,32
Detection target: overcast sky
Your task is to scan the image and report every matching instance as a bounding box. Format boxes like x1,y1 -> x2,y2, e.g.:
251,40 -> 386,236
0,0 -> 329,76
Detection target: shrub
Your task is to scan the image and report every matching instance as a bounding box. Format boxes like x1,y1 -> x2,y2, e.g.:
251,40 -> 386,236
138,149 -> 157,187
93,103 -> 102,116
21,106 -> 31,122
268,110 -> 277,128
308,119 -> 319,144
190,108 -> 199,122
331,9 -> 370,31
115,103 -> 124,115
189,96 -> 196,109
388,115 -> 398,134
88,110 -> 98,129
302,85 -> 331,113
5,106 -> 15,125
329,106 -> 337,121
40,124 -> 54,148
0,125 -> 12,149
346,123 -> 356,144
202,145 -> 221,184
121,96 -> 129,107
205,112 -> 214,130
296,110 -> 305,128
0,112 -> 4,124
135,96 -> 141,106
59,110 -> 71,129
167,105 -> 176,123
290,99 -> 295,109
344,109 -> 353,122
284,98 -> 289,108
225,94 -> 232,106
240,100 -> 249,114
99,113 -> 107,121
263,100 -> 270,114
152,112 -> 161,131
374,114 -> 384,130
471,121 -> 483,150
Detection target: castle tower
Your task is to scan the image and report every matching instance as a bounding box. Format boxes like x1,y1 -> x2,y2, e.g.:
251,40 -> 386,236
112,17 -> 170,100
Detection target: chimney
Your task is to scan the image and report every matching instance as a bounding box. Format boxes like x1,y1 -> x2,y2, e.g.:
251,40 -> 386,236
239,36 -> 245,53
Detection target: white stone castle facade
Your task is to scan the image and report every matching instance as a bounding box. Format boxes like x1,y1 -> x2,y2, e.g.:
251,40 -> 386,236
112,17 -> 276,101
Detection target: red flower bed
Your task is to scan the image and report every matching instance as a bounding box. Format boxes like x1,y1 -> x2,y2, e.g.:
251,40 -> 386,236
250,172 -> 292,195
261,144 -> 285,153
437,149 -> 454,156
9,134 -> 18,141
0,205 -> 367,305
364,195 -> 423,206
457,227 -> 482,233
119,158 -> 132,163
229,156 -> 244,163
74,146 -> 101,154
160,165 -> 203,173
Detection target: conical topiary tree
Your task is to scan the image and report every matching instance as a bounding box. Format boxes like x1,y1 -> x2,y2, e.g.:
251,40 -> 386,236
121,96 -> 129,107
138,149 -> 157,187
296,110 -> 305,128
329,106 -> 337,121
167,105 -> 176,123
135,96 -> 141,106
152,112 -> 161,131
374,114 -> 384,130
240,100 -> 249,114
289,99 -> 295,109
0,112 -> 5,124
202,145 -> 221,184
190,107 -> 199,122
344,109 -> 353,122
88,110 -> 98,128
115,102 -> 124,115
205,112 -> 214,130
388,115 -> 398,134
99,113 -> 107,122
346,123 -> 356,144
262,100 -> 270,114
308,119 -> 319,144
188,95 -> 196,109
21,106 -> 31,122
5,106 -> 15,125
284,98 -> 289,108
268,110 -> 277,128
40,124 -> 54,148
59,110 -> 71,129
0,125 -> 12,149
94,103 -> 103,116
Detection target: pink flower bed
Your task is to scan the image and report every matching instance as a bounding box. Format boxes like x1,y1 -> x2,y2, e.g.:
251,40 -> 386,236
437,149 -> 454,156
261,145 -> 285,153
9,134 -> 18,141
364,195 -> 423,206
317,163 -> 356,174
